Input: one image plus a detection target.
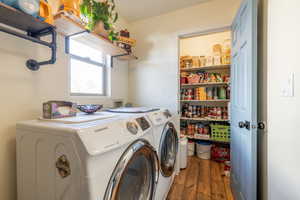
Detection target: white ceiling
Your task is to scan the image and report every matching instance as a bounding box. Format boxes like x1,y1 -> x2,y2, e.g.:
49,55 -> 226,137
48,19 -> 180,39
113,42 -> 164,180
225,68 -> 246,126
115,0 -> 211,22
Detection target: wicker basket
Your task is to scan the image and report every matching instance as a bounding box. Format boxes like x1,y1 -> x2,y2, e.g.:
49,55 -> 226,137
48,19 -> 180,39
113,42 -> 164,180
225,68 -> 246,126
210,124 -> 230,142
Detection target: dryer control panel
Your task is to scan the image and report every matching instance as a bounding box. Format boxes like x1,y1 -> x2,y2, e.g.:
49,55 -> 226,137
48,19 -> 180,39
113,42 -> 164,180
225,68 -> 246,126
136,117 -> 151,131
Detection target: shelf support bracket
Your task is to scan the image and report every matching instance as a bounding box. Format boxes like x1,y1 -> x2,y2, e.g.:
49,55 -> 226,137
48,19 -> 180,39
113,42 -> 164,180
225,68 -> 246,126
0,25 -> 57,71
110,53 -> 130,68
26,27 -> 57,71
65,30 -> 89,54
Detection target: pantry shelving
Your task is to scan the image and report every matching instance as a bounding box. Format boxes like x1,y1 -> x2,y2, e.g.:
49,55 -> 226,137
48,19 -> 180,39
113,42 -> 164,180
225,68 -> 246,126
180,64 -> 230,72
181,82 -> 229,87
179,31 -> 231,146
180,99 -> 230,103
54,11 -> 137,63
0,2 -> 57,71
181,117 -> 229,122
186,135 -> 230,144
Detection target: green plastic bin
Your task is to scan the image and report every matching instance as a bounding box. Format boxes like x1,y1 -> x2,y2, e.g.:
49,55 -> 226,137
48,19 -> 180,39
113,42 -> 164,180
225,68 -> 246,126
210,124 -> 230,142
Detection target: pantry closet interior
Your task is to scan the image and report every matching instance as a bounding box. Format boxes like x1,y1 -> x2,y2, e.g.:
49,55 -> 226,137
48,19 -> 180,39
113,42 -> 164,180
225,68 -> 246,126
168,29 -> 233,199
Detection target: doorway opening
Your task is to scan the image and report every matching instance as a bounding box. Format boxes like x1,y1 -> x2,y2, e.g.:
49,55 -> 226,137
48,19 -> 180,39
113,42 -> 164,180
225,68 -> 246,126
169,29 -> 233,200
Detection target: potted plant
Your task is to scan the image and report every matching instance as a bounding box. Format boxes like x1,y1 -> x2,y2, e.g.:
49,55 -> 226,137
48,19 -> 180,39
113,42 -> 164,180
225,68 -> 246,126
80,0 -> 119,41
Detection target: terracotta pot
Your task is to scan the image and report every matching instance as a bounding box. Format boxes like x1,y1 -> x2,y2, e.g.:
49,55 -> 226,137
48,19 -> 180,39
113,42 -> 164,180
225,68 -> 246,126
94,21 -> 109,39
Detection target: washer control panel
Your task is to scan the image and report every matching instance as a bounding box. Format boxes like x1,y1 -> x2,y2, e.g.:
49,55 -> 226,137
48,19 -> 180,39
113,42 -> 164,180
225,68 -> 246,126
163,109 -> 172,118
136,117 -> 151,131
126,121 -> 139,135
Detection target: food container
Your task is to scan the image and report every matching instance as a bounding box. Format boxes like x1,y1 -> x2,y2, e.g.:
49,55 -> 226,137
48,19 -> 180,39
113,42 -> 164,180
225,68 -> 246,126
199,56 -> 206,67
213,55 -> 222,65
187,74 -> 200,84
39,0 -> 53,25
180,76 -> 188,84
206,56 -> 213,66
192,56 -> 200,67
4,0 -> 40,17
43,101 -> 77,119
180,137 -> 188,169
213,44 -> 222,55
196,141 -> 212,160
188,141 -> 195,156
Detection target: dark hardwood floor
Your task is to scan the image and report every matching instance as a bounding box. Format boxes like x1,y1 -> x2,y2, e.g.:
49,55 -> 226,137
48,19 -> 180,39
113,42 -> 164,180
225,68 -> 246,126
167,156 -> 234,200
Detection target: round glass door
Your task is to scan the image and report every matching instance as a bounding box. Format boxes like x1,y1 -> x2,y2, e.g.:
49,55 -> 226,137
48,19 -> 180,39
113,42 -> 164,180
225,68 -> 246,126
104,140 -> 159,200
160,122 -> 179,177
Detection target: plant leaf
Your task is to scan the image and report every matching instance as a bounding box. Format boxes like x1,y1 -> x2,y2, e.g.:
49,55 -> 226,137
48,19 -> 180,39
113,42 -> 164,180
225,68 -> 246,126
113,13 -> 118,23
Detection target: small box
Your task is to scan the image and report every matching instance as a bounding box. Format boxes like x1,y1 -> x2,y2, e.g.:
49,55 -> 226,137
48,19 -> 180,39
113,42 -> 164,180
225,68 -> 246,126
43,101 -> 77,119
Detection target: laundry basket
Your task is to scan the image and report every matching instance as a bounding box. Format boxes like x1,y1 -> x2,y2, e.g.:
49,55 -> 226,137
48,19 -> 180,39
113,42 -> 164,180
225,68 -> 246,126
210,124 -> 230,142
196,141 -> 212,160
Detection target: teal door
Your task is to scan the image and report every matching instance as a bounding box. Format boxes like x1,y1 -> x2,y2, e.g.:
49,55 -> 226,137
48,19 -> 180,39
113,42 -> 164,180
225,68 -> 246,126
230,0 -> 258,199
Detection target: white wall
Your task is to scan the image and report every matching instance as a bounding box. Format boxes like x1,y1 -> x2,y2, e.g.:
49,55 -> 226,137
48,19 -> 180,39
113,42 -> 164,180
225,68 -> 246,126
0,21 -> 130,200
128,0 -> 241,113
268,0 -> 300,199
180,31 -> 231,57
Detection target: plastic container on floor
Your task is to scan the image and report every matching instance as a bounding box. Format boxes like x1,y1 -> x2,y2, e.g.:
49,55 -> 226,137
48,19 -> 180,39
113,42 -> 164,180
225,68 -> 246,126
187,140 -> 195,156
196,141 -> 212,160
179,137 -> 188,169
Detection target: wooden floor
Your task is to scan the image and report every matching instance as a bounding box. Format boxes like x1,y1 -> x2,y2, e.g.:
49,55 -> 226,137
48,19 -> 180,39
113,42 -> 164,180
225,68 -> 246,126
167,157 -> 234,200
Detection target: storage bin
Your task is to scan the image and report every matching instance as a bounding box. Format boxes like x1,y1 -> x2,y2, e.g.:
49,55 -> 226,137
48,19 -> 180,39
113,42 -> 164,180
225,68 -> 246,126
210,124 -> 230,142
2,0 -> 16,6
179,137 -> 188,169
196,141 -> 212,160
187,140 -> 195,156
2,0 -> 40,17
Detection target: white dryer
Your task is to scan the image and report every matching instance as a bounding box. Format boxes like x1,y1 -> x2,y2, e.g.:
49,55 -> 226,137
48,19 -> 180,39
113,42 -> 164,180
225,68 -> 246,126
106,107 -> 179,200
147,109 -> 179,200
16,112 -> 159,200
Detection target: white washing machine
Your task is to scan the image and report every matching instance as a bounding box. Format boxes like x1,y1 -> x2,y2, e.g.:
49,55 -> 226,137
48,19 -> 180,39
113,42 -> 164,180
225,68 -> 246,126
16,112 -> 159,200
147,109 -> 179,200
106,107 -> 180,200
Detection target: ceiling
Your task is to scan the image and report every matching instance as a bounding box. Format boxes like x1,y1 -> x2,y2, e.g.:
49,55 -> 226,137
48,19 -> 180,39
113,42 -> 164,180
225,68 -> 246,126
115,0 -> 211,22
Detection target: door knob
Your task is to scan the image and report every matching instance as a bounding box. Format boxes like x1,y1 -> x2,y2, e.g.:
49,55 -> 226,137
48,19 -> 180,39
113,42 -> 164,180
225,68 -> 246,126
238,121 -> 251,130
239,121 -> 245,128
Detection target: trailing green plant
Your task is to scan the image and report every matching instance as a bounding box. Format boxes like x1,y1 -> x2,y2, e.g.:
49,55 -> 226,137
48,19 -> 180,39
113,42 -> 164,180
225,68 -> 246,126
80,0 -> 119,41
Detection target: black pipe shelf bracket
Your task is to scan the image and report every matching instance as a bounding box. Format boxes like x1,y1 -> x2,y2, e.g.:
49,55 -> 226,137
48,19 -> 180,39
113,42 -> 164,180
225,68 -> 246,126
0,3 -> 57,71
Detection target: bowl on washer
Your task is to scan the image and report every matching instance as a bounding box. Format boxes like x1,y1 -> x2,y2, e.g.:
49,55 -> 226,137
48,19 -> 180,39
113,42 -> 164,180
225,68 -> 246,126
77,104 -> 103,114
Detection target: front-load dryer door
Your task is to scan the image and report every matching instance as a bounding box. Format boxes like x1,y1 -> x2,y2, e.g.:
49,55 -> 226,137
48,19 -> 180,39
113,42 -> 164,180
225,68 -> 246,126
160,122 -> 179,177
104,139 -> 159,200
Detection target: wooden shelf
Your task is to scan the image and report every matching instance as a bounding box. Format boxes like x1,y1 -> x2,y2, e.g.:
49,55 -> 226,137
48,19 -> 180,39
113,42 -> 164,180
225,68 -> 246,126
181,117 -> 229,122
184,135 -> 230,144
180,99 -> 230,103
0,2 -> 54,33
0,3 -> 57,71
54,12 -> 137,59
180,64 -> 230,72
181,82 -> 229,87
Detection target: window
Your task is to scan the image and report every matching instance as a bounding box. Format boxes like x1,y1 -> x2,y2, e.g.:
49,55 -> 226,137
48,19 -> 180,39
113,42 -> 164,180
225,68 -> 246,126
68,38 -> 108,96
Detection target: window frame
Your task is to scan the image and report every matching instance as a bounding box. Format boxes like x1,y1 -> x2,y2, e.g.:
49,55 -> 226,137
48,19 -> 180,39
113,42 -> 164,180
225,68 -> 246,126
66,37 -> 108,97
